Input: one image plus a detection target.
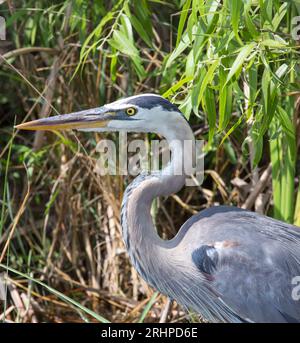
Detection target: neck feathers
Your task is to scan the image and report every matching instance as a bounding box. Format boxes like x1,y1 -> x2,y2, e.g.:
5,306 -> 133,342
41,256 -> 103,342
120,114 -> 194,288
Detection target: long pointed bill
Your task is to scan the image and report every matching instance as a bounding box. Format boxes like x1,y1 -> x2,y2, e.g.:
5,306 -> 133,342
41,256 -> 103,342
15,108 -> 115,131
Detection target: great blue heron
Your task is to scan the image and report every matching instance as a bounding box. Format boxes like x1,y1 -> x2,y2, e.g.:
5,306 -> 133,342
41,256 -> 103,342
17,94 -> 300,323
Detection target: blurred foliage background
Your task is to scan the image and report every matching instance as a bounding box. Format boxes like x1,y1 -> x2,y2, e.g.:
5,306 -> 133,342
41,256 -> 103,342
0,0 -> 300,322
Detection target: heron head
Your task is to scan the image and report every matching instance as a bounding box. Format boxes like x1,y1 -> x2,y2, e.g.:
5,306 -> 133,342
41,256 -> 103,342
15,94 -> 184,134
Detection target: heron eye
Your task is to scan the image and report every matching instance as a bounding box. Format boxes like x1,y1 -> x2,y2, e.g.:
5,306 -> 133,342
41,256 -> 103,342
126,107 -> 137,116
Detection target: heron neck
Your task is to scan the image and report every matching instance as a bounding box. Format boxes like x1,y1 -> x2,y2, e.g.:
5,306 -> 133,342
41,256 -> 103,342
121,116 -> 195,287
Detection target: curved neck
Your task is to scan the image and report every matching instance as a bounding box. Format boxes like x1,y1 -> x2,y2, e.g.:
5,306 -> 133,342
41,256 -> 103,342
121,115 -> 195,287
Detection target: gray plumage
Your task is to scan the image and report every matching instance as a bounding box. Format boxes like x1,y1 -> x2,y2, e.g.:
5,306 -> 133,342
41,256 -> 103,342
17,93 -> 300,323
117,95 -> 300,323
121,169 -> 300,323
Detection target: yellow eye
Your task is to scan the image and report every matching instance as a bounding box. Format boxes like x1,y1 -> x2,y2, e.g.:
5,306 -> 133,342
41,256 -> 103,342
126,107 -> 137,116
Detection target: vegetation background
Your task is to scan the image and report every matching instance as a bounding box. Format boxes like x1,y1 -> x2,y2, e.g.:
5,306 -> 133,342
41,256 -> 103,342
0,0 -> 300,322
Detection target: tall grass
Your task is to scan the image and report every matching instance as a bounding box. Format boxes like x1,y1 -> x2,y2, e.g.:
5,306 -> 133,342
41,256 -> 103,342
0,0 -> 299,322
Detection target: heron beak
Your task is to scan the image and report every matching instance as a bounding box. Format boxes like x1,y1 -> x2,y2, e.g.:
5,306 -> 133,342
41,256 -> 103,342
15,108 -> 115,131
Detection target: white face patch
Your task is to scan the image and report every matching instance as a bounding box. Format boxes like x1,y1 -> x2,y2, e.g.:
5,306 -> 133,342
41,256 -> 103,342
79,94 -> 185,134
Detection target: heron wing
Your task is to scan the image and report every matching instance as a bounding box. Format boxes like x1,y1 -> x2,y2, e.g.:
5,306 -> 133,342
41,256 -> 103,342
180,206 -> 300,322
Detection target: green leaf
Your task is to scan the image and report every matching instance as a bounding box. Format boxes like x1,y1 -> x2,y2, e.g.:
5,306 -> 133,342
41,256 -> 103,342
225,43 -> 256,86
197,60 -> 219,106
260,39 -> 288,48
272,2 -> 287,31
206,0 -> 220,33
125,6 -> 152,47
261,68 -> 277,135
218,66 -> 232,131
248,63 -> 258,105
120,14 -> 134,41
187,9 -> 195,42
244,4 -> 259,39
275,63 -> 288,80
224,140 -> 237,164
276,106 -> 295,140
110,53 -> 118,82
179,94 -> 193,119
162,76 -> 193,98
109,30 -> 146,79
176,0 -> 192,47
252,135 -> 263,167
74,12 -> 114,76
220,113 -> 245,145
203,87 -> 216,146
110,30 -> 138,57
134,0 -> 152,37
185,50 -> 195,78
198,0 -> 205,18
230,0 -> 243,45
132,58 -> 147,80
192,1 -> 219,63
191,68 -> 206,114
192,19 -> 207,62
138,292 -> 159,323
131,15 -> 152,47
165,30 -> 192,69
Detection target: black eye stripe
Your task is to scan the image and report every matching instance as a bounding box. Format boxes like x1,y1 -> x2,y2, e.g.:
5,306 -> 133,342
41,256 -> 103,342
123,95 -> 181,113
